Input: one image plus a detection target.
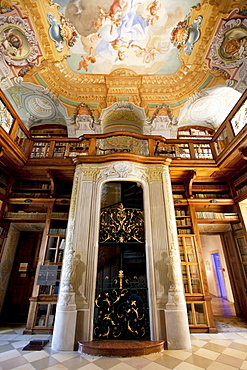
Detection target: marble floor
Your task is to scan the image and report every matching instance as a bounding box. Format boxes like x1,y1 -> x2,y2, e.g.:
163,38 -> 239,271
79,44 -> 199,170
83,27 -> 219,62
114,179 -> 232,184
0,298 -> 247,370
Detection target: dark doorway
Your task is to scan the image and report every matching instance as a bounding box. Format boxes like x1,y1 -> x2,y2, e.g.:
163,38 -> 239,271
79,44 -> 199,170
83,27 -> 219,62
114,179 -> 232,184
94,181 -> 150,339
1,231 -> 42,324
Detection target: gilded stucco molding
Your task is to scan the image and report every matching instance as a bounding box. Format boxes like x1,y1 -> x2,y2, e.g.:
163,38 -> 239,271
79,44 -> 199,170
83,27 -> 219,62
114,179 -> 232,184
79,161 -> 149,183
146,166 -> 165,182
80,166 -> 99,182
109,69 -> 138,77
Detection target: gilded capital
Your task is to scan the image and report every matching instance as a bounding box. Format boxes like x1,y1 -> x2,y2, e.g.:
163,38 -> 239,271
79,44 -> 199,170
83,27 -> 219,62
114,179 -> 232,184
81,166 -> 99,182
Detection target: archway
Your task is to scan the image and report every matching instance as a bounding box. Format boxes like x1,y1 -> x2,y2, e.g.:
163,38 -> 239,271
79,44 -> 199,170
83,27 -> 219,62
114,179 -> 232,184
94,181 -> 150,339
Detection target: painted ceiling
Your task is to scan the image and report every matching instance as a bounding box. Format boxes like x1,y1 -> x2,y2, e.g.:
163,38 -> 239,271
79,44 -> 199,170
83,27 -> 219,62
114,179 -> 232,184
54,0 -> 200,75
0,0 -> 246,132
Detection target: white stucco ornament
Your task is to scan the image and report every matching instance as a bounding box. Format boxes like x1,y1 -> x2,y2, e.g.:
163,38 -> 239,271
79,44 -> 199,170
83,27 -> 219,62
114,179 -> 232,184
178,85 -> 241,129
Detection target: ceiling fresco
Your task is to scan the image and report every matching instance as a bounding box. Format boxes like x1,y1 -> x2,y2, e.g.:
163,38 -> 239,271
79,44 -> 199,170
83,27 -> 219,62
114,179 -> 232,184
0,0 -> 246,131
54,0 -> 200,75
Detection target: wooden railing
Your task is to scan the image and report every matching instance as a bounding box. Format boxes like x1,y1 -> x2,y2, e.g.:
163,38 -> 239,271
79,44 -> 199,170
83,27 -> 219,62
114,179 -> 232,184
29,134 -> 216,161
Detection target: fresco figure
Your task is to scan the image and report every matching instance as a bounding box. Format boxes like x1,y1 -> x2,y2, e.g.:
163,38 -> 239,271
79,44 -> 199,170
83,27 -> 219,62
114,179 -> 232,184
77,47 -> 96,71
62,0 -> 187,74
146,0 -> 160,25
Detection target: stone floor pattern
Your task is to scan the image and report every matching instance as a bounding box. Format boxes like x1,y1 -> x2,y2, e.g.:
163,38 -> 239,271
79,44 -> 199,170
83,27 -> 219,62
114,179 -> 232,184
1,325 -> 247,370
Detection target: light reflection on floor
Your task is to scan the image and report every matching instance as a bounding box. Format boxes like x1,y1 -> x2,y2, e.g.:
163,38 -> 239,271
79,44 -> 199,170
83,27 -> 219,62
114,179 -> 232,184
211,295 -> 236,316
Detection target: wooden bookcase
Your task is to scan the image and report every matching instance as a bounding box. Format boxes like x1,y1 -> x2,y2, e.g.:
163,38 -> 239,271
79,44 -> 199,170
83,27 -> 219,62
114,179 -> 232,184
177,126 -> 214,140
23,190 -> 71,333
233,171 -> 247,201
232,222 -> 247,267
188,179 -> 247,326
192,183 -> 231,199
9,180 -> 52,199
1,176 -> 72,333
0,168 -> 13,259
173,183 -> 214,332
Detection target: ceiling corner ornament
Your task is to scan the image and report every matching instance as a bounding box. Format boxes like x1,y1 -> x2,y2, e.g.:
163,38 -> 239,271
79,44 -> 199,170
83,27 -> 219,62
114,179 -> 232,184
151,103 -> 173,122
0,5 -> 42,80
74,102 -> 94,123
171,10 -> 203,56
47,12 -> 78,52
206,9 -> 247,80
47,12 -> 64,52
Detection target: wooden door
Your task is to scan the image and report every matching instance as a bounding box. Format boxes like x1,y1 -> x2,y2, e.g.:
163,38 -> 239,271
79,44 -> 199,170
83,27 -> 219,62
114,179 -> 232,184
2,231 -> 42,323
221,231 -> 247,318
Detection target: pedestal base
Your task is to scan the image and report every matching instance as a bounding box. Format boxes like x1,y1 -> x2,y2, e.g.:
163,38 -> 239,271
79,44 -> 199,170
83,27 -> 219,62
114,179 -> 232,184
78,340 -> 165,357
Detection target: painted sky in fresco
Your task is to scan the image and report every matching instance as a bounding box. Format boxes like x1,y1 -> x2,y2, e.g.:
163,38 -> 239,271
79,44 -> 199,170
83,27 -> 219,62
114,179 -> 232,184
55,0 -> 199,74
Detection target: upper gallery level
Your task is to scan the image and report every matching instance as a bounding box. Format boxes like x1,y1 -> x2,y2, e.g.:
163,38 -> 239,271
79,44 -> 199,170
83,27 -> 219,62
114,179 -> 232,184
0,88 -> 246,183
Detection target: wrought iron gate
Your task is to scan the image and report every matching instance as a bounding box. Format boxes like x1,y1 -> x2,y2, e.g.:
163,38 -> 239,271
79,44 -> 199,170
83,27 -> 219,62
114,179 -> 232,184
94,270 -> 150,339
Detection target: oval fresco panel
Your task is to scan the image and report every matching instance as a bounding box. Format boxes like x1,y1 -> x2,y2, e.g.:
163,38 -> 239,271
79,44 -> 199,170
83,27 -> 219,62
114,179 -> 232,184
55,0 -> 199,74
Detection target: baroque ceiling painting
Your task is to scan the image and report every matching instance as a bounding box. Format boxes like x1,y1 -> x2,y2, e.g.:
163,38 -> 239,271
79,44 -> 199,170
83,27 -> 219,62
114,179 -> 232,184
0,0 -> 246,134
56,0 -> 200,75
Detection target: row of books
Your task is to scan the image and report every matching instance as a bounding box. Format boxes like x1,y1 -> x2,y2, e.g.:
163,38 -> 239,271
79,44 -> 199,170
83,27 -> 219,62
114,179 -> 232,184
175,209 -> 187,216
178,229 -> 192,234
234,172 -> 247,187
10,193 -> 50,198
12,181 -> 50,189
236,184 -> 247,195
196,212 -> 238,219
51,213 -> 69,219
5,212 -> 46,218
194,193 -> 229,199
49,228 -> 67,235
178,129 -> 211,136
176,218 -> 191,226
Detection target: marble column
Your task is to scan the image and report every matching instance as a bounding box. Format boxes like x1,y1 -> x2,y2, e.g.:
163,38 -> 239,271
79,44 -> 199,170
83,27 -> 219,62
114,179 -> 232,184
51,166 -> 80,351
162,165 -> 191,350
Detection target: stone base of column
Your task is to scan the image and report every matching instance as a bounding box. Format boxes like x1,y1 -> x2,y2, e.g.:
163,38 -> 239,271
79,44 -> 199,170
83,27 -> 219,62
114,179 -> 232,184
165,293 -> 191,350
51,292 -> 77,351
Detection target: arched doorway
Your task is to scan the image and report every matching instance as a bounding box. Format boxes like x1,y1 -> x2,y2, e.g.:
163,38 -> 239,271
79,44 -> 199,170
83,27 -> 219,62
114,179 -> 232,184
93,181 -> 150,339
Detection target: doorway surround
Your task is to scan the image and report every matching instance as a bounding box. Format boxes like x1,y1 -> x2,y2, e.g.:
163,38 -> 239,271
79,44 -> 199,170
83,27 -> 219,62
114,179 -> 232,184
51,160 -> 191,351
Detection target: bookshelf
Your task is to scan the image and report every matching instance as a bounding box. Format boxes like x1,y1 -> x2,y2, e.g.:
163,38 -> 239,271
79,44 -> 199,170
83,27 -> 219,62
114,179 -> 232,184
172,180 -> 215,332
187,302 -> 207,326
177,127 -> 214,140
42,205 -> 69,284
30,142 -> 51,158
34,301 -> 57,328
9,180 -> 52,199
192,183 -> 230,199
179,235 -> 202,294
175,207 -> 193,235
36,205 -> 69,322
232,222 -> 247,268
0,172 -> 9,197
172,184 -> 186,200
53,142 -> 67,158
196,211 -> 239,222
193,143 -> 213,159
233,172 -> 247,199
25,192 -> 71,333
65,141 -> 89,157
